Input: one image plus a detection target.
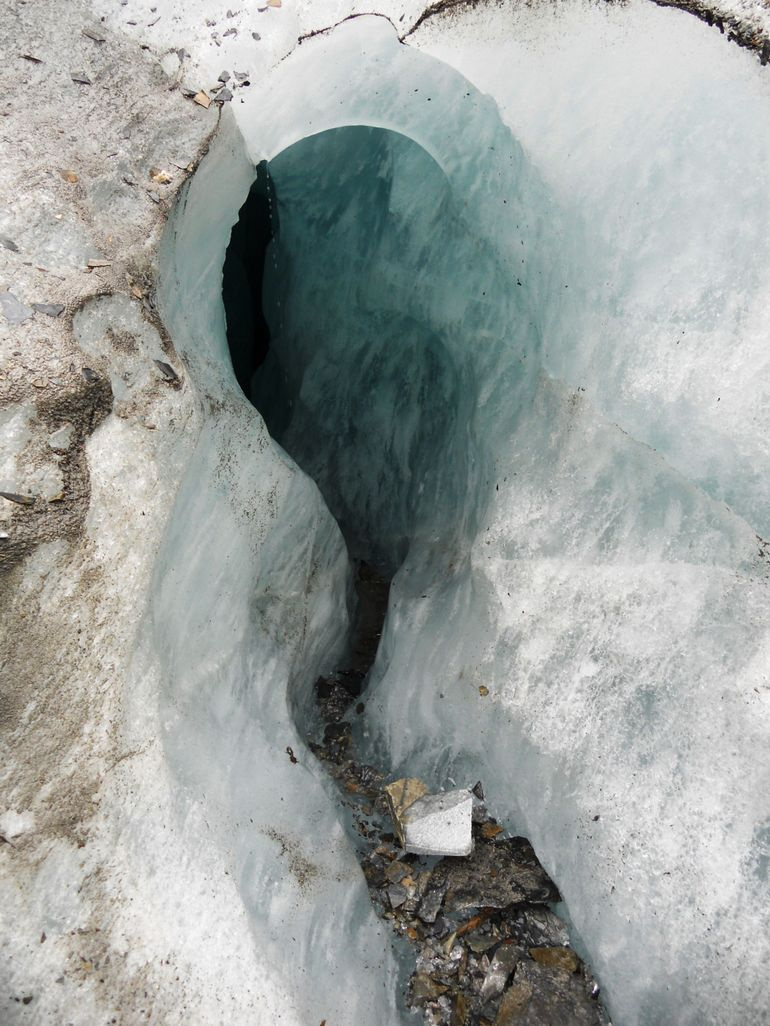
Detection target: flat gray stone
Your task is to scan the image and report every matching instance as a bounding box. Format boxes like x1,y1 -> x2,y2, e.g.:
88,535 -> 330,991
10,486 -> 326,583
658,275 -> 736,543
32,302 -> 64,317
0,291 -> 33,323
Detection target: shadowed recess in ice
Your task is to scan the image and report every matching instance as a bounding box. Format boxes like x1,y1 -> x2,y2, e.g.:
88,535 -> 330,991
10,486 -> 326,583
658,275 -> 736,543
227,125 -> 539,574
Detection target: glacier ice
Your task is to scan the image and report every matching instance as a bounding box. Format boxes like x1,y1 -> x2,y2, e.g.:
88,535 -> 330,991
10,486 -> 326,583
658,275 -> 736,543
1,0 -> 767,1021
195,14 -> 769,1026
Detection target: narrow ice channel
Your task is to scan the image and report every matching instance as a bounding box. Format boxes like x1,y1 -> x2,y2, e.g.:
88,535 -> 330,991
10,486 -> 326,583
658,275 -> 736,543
153,15 -> 770,1026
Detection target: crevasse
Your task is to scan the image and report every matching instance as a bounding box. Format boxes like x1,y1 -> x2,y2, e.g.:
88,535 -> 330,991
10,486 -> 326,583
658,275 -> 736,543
155,15 -> 770,1026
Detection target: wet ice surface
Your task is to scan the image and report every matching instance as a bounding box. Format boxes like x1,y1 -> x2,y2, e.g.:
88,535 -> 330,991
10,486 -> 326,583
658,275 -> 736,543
309,564 -> 609,1026
2,5 -> 760,1023
233,23 -> 770,1022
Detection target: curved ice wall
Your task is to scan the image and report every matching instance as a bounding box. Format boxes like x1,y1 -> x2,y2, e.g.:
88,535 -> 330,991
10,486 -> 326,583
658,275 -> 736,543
153,115 -> 406,1026
155,14 -> 770,1026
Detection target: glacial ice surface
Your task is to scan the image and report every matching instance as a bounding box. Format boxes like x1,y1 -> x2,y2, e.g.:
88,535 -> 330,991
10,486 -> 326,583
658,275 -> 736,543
219,16 -> 770,1026
64,5 -> 765,1024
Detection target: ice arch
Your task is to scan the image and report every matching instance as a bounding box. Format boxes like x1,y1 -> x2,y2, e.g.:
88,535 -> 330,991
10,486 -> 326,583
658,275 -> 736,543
154,14 -> 770,1026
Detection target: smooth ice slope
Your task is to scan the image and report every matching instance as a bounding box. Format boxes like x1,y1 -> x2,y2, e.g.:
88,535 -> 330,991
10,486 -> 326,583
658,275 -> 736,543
226,17 -> 770,1026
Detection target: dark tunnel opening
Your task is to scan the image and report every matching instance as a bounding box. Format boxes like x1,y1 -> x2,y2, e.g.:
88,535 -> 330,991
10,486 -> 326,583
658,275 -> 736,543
221,126 -> 492,578
222,160 -> 276,398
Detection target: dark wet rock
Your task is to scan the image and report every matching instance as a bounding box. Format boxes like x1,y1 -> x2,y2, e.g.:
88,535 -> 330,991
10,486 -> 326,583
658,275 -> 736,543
471,796 -> 488,823
480,942 -> 520,1004
153,359 -> 180,383
504,908 -> 570,949
435,837 -> 560,913
323,720 -> 351,743
321,719 -> 352,762
1,491 -> 35,507
504,959 -> 603,1026
352,762 -> 383,793
336,666 -> 366,695
418,876 -> 449,923
429,914 -> 452,939
315,675 -> 352,723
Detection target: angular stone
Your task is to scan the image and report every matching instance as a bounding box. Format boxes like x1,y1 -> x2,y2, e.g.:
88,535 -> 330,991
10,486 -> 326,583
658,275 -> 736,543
410,973 -> 449,1004
403,790 -> 473,857
494,980 -> 533,1025
480,821 -> 504,839
480,942 -> 520,1004
467,933 -> 497,953
0,491 -> 35,507
384,859 -> 409,883
384,777 -> 429,844
529,947 -> 579,973
153,359 -> 179,382
472,805 -> 488,825
418,875 -> 449,923
387,882 -> 408,908
506,908 -> 570,949
0,291 -> 33,323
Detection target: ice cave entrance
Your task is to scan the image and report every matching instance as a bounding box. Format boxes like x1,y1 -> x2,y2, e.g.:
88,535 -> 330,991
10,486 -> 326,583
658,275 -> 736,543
222,124 -> 500,575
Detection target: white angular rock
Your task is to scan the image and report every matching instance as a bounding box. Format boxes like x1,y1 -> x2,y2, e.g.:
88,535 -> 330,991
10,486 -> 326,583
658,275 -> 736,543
403,790 -> 473,857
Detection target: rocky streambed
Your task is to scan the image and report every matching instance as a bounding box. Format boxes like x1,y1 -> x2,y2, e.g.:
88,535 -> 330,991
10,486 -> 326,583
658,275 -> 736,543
307,563 -> 611,1026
